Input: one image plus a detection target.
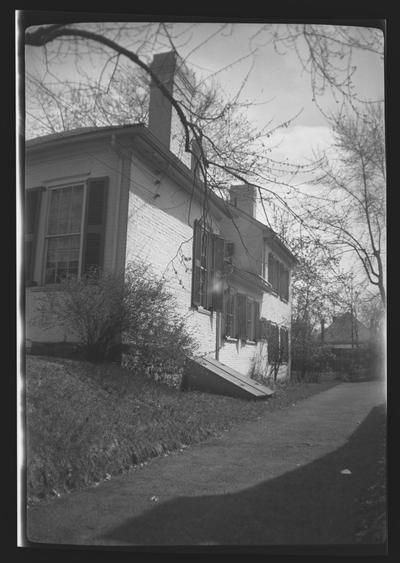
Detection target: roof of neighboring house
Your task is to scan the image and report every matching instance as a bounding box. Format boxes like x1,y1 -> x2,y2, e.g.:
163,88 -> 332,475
323,312 -> 371,345
26,124 -> 298,266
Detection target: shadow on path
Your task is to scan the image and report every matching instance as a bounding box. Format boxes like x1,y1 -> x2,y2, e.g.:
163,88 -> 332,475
100,403 -> 387,549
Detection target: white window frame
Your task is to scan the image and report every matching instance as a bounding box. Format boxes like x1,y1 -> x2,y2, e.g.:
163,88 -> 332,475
42,181 -> 88,285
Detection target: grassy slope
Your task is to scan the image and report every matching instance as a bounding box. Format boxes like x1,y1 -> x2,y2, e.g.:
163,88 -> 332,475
25,356 -> 338,502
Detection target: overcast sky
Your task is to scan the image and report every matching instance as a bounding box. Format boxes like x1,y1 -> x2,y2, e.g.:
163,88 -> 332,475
25,22 -> 385,164
166,23 -> 384,164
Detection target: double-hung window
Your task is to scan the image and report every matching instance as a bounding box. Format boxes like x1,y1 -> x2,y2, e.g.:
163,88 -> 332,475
25,177 -> 108,286
192,219 -> 224,311
260,319 -> 289,363
267,252 -> 289,302
226,291 -> 260,342
224,287 -> 237,338
45,184 -> 85,284
246,297 -> 257,341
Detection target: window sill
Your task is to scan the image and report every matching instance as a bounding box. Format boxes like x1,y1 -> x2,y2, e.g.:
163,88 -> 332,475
26,284 -> 62,292
191,306 -> 212,317
224,337 -> 257,346
268,288 -> 289,303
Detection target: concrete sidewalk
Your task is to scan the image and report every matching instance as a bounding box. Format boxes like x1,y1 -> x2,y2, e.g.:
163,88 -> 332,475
26,381 -> 386,546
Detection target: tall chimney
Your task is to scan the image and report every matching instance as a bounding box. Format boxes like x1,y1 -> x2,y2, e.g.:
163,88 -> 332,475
148,51 -> 195,168
229,184 -> 257,218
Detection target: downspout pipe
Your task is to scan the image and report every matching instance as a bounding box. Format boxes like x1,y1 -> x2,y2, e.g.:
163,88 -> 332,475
215,312 -> 220,361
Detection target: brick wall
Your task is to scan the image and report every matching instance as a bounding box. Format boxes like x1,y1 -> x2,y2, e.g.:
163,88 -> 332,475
125,153 -> 218,357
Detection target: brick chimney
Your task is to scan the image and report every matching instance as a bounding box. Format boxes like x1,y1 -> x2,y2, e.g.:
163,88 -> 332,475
229,184 -> 257,218
148,51 -> 195,168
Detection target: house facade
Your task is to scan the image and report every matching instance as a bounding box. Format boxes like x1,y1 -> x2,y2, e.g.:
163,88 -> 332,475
24,51 -> 297,382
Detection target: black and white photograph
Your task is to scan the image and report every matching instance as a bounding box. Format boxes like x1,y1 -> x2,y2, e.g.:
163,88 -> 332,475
17,12 -> 387,552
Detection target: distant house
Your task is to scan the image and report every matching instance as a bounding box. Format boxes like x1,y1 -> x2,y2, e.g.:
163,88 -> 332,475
24,51 -> 297,397
322,312 -> 371,349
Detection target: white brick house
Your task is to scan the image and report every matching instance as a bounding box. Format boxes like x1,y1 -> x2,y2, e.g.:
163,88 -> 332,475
24,51 -> 297,387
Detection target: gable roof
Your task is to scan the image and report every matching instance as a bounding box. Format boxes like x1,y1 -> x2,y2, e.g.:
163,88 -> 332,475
324,312 -> 371,345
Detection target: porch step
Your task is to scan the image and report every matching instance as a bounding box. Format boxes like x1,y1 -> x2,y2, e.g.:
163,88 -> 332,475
184,356 -> 274,400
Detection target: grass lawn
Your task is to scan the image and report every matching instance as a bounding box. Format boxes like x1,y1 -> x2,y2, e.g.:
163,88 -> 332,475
24,355 -> 339,503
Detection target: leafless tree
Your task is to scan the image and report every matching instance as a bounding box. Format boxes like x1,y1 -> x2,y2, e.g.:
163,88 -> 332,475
302,102 -> 386,306
24,21 -> 320,237
26,65 -> 150,136
265,23 -> 384,115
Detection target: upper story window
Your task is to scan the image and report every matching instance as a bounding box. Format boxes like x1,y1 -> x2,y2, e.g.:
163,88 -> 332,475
25,177 -> 108,286
191,219 -> 224,312
267,252 -> 289,302
224,287 -> 237,338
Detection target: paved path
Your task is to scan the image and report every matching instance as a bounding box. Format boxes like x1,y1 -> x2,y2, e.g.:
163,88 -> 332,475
26,381 -> 386,546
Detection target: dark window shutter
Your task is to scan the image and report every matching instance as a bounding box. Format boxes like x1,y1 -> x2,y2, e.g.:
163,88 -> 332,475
275,325 -> 280,361
275,259 -> 280,294
266,321 -> 273,359
267,322 -> 280,362
212,235 -> 225,312
254,301 -> 261,342
82,177 -> 108,275
192,220 -> 202,306
224,287 -> 235,338
246,297 -> 251,339
205,230 -> 213,309
231,289 -> 238,338
280,327 -> 289,362
285,269 -> 289,301
285,329 -> 288,361
260,317 -> 267,340
237,294 -> 247,341
281,268 -> 286,300
222,287 -> 228,338
268,253 -> 273,285
278,262 -> 283,298
25,187 -> 43,285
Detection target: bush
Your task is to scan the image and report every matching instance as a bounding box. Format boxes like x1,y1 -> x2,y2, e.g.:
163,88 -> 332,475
291,339 -> 335,382
37,261 -> 197,366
